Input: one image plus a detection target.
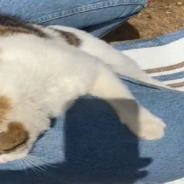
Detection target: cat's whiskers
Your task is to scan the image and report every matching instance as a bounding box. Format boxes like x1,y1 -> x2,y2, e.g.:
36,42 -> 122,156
28,154 -> 57,168
21,157 -> 37,175
20,159 -> 30,178
23,156 -> 47,175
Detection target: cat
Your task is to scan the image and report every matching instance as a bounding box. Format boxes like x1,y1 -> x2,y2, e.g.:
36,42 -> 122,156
0,14 -> 167,163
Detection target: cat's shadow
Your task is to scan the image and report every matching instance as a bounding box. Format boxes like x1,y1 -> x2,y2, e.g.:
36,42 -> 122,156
0,98 -> 152,184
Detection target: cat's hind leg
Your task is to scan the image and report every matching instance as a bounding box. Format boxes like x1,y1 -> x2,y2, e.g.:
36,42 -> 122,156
89,63 -> 166,140
49,25 -> 171,90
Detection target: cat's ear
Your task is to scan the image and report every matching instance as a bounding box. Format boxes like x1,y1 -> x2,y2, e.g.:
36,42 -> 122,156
0,122 -> 29,153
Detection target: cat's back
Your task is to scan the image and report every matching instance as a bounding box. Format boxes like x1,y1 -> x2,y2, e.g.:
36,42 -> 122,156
0,15 -> 98,97
0,14 -> 91,69
0,32 -> 96,77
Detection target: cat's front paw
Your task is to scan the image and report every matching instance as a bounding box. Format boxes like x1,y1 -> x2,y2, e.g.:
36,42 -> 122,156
127,108 -> 166,140
138,113 -> 166,140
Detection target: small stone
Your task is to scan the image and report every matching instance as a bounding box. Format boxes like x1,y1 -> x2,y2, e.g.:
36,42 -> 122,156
177,1 -> 182,5
166,11 -> 171,14
138,13 -> 142,17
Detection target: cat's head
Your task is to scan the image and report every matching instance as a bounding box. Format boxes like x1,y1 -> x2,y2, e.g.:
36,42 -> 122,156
0,96 -> 50,163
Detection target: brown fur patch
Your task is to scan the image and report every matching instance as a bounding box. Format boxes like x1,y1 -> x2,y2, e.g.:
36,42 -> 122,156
56,30 -> 81,47
0,97 -> 12,122
0,122 -> 29,153
0,14 -> 47,38
0,27 -> 30,36
0,26 -> 47,38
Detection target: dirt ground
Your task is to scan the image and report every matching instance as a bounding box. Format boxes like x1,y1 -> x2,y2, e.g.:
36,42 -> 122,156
103,0 -> 184,42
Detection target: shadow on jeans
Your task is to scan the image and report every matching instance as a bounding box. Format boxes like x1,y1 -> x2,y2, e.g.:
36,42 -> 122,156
0,98 -> 152,184
102,22 -> 141,42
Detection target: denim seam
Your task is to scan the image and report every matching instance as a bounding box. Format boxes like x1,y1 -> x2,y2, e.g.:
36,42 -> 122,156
99,2 -> 144,38
33,0 -> 146,23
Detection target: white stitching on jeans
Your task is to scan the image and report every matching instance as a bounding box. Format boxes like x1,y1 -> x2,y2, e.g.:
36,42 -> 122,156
33,0 -> 146,23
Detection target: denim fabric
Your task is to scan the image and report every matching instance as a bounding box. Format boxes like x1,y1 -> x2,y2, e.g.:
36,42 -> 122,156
0,0 -> 146,37
113,28 -> 184,51
0,80 -> 183,184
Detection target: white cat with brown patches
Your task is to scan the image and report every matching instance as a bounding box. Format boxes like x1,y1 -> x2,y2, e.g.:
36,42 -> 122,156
0,14 -> 167,163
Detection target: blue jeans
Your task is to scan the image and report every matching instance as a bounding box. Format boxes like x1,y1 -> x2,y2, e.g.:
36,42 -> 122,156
0,0 -> 146,37
1,0 -> 183,184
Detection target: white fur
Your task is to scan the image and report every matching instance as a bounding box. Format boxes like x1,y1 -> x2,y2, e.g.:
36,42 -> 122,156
0,25 -> 165,163
49,25 -> 174,90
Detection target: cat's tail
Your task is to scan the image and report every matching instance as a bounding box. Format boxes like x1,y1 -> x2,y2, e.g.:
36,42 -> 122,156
107,54 -> 176,91
111,62 -> 172,90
